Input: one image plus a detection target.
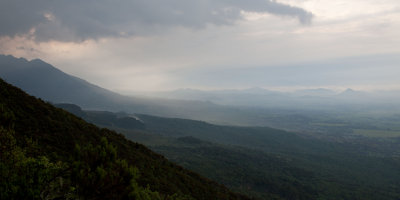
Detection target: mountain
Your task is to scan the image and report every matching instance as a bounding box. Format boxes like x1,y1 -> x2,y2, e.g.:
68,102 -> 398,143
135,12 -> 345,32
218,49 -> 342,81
0,55 -> 257,126
0,78 -> 249,200
0,54 -> 122,109
3,54 -> 400,132
336,88 -> 370,101
0,55 -> 334,129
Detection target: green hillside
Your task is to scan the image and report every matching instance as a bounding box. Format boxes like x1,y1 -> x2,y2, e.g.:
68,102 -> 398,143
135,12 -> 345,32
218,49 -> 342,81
0,78 -> 250,200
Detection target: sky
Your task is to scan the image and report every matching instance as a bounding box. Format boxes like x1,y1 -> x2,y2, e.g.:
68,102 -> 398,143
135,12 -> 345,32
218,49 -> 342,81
0,0 -> 399,93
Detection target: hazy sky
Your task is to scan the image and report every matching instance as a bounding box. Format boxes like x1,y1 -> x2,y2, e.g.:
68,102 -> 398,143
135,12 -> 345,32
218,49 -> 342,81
0,0 -> 399,92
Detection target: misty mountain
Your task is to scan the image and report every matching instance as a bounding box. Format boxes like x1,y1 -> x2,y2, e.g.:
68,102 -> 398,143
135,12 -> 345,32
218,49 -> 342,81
2,54 -> 400,132
0,54 -> 350,129
0,55 -> 246,124
0,54 -> 123,109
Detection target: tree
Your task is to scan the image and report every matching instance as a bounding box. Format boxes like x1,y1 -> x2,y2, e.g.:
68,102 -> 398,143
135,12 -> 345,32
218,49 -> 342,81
0,127 -> 67,200
70,137 -> 162,199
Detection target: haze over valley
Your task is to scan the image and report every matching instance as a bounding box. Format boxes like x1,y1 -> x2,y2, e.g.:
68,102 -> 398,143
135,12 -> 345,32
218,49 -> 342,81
1,0 -> 400,199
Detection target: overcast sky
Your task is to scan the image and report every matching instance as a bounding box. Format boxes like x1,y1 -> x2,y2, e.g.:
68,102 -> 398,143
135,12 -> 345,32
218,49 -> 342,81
0,0 -> 399,93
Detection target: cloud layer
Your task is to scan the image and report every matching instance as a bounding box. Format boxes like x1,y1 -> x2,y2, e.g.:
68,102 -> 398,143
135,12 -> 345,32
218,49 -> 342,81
0,0 -> 313,42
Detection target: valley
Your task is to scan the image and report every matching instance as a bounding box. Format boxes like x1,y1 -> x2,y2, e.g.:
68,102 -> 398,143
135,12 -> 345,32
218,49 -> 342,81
57,103 -> 400,200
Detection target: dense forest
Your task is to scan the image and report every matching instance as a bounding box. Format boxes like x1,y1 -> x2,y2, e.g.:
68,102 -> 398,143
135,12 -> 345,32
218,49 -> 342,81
0,78 -> 250,200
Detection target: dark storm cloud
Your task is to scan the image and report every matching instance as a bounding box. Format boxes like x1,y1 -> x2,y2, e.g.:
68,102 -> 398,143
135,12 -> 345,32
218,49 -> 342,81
0,0 -> 313,42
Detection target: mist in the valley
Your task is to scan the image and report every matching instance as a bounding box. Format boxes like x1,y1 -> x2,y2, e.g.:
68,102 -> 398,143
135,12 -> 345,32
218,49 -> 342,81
134,86 -> 400,113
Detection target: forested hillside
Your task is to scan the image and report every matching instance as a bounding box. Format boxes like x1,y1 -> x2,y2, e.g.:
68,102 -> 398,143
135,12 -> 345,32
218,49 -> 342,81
0,78 -> 250,200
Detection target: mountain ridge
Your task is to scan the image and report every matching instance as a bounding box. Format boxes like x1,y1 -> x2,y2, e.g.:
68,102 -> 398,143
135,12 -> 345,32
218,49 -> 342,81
0,54 -> 244,125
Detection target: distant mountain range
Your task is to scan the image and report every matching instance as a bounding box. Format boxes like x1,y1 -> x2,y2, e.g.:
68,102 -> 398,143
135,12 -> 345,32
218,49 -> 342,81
1,54 -> 400,129
140,86 -> 400,109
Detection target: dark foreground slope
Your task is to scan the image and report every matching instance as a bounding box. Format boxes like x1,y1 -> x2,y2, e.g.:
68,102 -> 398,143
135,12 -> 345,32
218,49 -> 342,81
0,78 -> 249,200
